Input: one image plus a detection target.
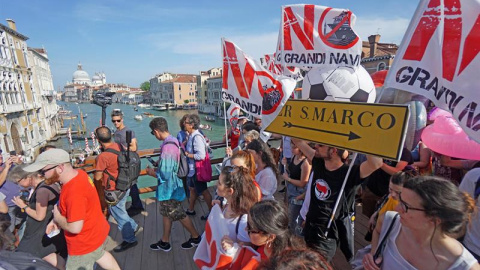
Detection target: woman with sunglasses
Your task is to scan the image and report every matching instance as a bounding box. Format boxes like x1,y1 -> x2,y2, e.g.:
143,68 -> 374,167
8,164 -> 67,270
243,200 -> 304,261
363,176 -> 479,270
217,166 -> 259,250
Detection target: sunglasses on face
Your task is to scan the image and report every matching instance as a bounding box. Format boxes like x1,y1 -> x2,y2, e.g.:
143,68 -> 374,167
150,130 -> 156,136
246,222 -> 264,235
112,119 -> 122,123
399,194 -> 426,213
39,165 -> 59,176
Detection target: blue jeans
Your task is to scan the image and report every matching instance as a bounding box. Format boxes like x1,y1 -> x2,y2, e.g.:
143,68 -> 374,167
109,189 -> 138,243
129,184 -> 143,209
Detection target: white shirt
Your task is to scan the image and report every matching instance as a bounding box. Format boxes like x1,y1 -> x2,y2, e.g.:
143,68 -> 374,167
459,168 -> 480,256
255,167 -> 277,200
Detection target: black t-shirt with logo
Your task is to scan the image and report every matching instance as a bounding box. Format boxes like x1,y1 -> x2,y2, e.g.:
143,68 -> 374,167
366,147 -> 414,197
306,157 -> 362,235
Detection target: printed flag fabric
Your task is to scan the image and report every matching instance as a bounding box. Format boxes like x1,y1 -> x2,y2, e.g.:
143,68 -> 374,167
384,0 -> 480,143
263,53 -> 303,82
276,4 -> 362,69
222,38 -> 296,131
193,205 -> 261,270
227,103 -> 242,129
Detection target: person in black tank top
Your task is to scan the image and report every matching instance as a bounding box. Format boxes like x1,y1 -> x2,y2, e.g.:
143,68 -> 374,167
281,141 -> 311,234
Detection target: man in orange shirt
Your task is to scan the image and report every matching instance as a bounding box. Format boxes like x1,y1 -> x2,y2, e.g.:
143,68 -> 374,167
94,126 -> 139,252
24,148 -> 119,270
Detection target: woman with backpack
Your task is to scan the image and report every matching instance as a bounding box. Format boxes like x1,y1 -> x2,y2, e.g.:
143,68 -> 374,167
9,164 -> 67,270
184,114 -> 213,220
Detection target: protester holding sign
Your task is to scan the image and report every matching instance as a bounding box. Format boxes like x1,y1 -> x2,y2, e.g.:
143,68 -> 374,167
295,138 -> 382,262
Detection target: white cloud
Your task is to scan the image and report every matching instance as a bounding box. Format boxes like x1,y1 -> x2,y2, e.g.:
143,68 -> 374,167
144,29 -> 279,60
354,17 -> 410,44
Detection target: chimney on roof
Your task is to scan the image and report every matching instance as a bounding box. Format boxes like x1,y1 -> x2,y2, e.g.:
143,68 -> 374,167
6,19 -> 17,31
368,34 -> 381,58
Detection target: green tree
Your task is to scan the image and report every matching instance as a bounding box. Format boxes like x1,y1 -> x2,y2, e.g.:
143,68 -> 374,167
140,81 -> 150,91
184,99 -> 190,104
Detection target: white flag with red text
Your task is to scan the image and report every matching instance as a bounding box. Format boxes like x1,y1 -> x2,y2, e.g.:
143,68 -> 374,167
384,0 -> 480,143
193,205 -> 261,269
222,38 -> 296,131
263,54 -> 303,82
276,4 -> 362,69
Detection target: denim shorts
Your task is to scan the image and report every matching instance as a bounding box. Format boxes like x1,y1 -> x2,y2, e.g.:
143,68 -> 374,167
187,175 -> 207,195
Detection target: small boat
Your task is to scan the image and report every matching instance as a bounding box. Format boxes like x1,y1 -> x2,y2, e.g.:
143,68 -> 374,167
134,106 -> 138,111
152,104 -> 167,111
138,103 -> 151,108
83,114 -> 88,119
205,116 -> 215,122
134,115 -> 143,121
199,124 -> 212,131
143,112 -> 155,117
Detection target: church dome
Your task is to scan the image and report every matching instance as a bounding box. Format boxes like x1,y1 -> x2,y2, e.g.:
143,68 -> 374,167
92,75 -> 101,81
72,63 -> 91,83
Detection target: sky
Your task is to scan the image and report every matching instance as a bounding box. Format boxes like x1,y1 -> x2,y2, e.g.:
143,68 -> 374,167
0,0 -> 419,90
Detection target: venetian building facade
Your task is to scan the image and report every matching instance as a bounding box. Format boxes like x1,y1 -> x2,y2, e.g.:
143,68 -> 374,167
197,67 -> 222,114
361,34 -> 398,74
0,19 -> 58,161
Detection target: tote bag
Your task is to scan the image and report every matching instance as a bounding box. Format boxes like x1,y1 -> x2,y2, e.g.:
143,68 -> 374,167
193,134 -> 212,182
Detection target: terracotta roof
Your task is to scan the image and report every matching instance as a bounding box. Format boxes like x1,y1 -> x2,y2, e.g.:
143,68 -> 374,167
362,41 -> 398,58
162,75 -> 197,83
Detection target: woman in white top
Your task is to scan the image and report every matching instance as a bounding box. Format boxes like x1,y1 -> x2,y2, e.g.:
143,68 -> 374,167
245,139 -> 279,200
216,166 -> 260,246
363,176 -> 480,270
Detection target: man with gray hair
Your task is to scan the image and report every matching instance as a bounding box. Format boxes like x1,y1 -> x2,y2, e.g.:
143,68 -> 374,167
24,149 -> 120,270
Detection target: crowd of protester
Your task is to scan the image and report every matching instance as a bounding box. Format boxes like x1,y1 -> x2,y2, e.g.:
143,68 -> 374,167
0,108 -> 479,270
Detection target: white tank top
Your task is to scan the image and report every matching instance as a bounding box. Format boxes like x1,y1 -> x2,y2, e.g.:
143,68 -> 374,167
380,211 -> 478,270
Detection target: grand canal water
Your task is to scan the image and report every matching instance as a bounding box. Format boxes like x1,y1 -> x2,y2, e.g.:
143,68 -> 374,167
55,101 -> 228,196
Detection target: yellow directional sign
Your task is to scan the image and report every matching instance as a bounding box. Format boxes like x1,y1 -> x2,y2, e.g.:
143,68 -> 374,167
265,100 -> 410,160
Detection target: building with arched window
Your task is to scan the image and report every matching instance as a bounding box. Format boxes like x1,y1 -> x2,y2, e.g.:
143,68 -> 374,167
0,19 -> 59,161
360,34 -> 398,75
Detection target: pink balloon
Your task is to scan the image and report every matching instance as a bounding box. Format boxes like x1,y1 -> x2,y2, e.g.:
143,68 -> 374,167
428,107 -> 451,121
421,116 -> 480,160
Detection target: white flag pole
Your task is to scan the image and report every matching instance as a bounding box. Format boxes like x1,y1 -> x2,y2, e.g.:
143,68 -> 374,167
325,152 -> 358,235
221,38 -> 229,150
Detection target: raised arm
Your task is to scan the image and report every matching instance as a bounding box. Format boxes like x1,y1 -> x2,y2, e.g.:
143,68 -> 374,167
291,138 -> 315,163
359,155 -> 383,179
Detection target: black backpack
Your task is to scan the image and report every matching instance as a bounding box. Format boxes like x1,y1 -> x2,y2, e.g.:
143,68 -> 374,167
104,144 -> 141,191
163,141 -> 189,178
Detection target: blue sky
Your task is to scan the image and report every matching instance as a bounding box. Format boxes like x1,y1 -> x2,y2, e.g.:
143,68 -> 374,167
0,0 -> 418,90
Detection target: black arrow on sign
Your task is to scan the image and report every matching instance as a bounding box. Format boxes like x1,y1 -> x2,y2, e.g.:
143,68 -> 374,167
283,121 -> 361,141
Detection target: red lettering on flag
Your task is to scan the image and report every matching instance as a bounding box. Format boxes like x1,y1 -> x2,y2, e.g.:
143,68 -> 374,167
283,5 -> 315,50
459,15 -> 480,75
223,41 -> 255,98
403,0 -> 468,81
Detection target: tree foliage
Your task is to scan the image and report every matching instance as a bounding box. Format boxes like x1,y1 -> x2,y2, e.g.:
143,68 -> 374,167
140,81 -> 150,91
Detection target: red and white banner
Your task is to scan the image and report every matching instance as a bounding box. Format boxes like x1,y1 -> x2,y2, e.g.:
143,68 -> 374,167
193,205 -> 261,269
263,54 -> 303,81
276,4 -> 362,69
227,103 -> 242,129
384,0 -> 480,143
222,38 -> 296,130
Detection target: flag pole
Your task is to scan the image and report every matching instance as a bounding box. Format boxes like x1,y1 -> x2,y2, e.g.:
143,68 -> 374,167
325,152 -> 358,236
221,38 -> 229,150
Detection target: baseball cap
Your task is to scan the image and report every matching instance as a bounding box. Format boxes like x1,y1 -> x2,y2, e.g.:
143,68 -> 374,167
24,148 -> 70,172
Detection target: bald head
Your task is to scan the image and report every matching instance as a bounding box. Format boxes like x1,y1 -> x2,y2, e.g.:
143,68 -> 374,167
95,126 -> 112,143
